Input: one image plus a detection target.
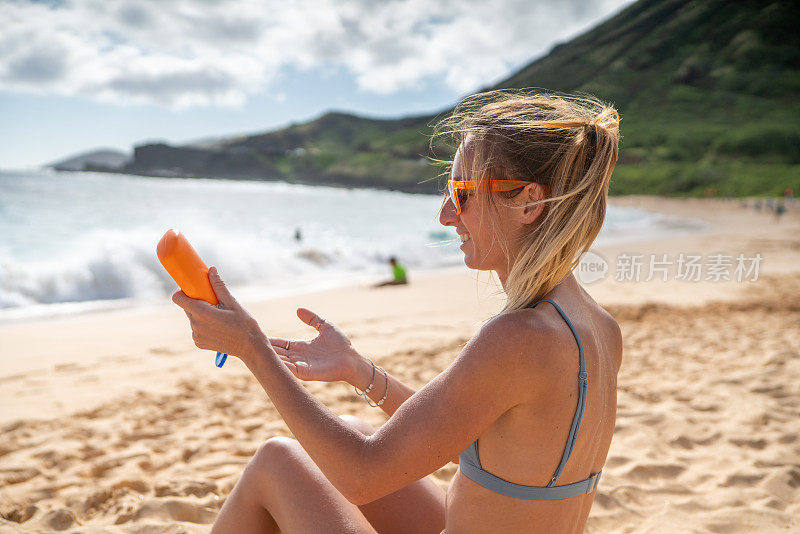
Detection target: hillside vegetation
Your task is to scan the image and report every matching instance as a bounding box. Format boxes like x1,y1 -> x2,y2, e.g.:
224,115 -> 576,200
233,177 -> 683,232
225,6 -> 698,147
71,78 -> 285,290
112,0 -> 799,196
499,0 -> 800,196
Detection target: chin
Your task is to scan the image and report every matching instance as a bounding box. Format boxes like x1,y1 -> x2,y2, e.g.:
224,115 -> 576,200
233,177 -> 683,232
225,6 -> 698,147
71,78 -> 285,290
462,253 -> 489,271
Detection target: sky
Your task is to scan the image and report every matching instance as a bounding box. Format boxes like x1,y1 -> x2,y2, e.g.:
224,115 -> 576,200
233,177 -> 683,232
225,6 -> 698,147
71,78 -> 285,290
0,0 -> 635,168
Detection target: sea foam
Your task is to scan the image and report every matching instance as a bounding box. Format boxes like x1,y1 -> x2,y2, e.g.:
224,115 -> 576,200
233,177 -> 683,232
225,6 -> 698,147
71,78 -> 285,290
0,169 -> 699,320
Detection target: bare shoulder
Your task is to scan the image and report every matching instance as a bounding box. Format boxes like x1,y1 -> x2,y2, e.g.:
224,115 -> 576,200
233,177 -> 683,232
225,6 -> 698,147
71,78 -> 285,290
471,310 -> 561,362
465,310 -> 568,395
607,313 -> 623,372
589,300 -> 623,373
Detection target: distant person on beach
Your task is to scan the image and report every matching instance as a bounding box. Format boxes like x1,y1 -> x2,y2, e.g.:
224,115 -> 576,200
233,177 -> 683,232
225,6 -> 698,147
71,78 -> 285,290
294,228 -> 302,242
173,90 -> 623,533
374,256 -> 408,287
775,201 -> 786,221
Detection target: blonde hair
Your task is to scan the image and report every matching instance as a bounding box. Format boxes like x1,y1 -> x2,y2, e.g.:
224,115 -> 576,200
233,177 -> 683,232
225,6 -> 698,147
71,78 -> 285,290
434,89 -> 620,312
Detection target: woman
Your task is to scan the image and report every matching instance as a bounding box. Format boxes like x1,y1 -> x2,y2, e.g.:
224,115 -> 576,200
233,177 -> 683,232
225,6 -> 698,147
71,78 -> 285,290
173,90 -> 623,533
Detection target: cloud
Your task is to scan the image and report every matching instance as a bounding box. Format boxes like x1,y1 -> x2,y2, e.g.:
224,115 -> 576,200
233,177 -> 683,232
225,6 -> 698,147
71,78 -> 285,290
0,0 -> 634,108
7,46 -> 67,84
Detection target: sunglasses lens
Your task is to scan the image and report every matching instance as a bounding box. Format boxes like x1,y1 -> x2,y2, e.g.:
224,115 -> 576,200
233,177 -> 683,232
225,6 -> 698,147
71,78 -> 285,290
447,181 -> 458,212
447,181 -> 472,214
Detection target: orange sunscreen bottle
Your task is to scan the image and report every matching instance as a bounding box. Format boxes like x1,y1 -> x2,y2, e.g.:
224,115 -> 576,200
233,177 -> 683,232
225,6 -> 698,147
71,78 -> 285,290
157,229 -> 227,367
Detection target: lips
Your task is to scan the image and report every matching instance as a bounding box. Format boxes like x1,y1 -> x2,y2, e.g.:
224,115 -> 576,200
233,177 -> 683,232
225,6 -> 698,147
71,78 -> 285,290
459,233 -> 470,243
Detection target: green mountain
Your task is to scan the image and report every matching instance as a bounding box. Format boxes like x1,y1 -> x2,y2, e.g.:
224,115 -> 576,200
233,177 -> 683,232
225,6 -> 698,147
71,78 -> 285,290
497,0 -> 800,196
49,148 -> 130,171
120,112 -> 442,193
114,0 -> 799,196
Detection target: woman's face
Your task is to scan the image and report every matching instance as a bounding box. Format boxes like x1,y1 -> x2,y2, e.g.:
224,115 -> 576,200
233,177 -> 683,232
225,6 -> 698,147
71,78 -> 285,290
439,143 -> 525,282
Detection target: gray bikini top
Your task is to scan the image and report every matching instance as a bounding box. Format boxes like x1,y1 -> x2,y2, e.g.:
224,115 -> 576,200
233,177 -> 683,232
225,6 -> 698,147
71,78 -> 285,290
457,299 -> 602,500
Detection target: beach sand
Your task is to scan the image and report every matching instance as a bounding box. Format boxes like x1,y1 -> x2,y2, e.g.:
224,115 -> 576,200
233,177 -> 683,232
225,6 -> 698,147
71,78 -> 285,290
1,197 -> 798,533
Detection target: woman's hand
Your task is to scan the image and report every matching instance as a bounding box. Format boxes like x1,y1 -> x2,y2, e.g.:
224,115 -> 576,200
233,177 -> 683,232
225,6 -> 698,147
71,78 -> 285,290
171,267 -> 264,361
269,309 -> 361,384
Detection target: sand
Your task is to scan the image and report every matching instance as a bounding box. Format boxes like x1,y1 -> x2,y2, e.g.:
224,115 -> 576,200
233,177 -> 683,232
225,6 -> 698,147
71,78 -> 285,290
1,197 -> 798,533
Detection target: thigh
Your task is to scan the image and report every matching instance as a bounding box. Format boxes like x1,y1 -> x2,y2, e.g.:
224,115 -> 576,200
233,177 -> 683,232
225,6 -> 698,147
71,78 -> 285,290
252,437 -> 378,534
358,473 -> 446,534
341,415 -> 446,534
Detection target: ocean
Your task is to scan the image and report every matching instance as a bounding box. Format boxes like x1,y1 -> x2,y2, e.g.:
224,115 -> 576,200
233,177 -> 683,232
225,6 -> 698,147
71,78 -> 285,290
0,169 -> 697,321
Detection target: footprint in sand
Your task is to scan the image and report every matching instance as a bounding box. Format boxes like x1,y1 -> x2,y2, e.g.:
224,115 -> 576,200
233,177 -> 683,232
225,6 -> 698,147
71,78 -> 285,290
690,432 -> 722,446
605,455 -> 632,468
0,502 -> 38,523
669,435 -> 695,450
37,508 -> 78,531
148,346 -> 180,356
722,472 -> 764,487
758,383 -> 794,398
0,466 -> 40,485
688,402 -> 721,412
673,500 -> 709,513
760,467 -> 800,503
53,362 -> 82,373
728,437 -> 768,450
116,497 -> 218,524
32,449 -> 78,470
625,463 -> 686,483
154,479 -> 218,498
111,478 -> 150,493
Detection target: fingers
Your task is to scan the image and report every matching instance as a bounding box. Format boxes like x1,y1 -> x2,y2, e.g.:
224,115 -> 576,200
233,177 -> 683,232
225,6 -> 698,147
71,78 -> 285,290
274,355 -> 310,380
285,359 -> 309,380
280,359 -> 302,380
281,359 -> 298,377
268,337 -> 292,355
296,307 -> 325,331
208,267 -> 237,308
171,290 -> 206,314
296,307 -> 316,326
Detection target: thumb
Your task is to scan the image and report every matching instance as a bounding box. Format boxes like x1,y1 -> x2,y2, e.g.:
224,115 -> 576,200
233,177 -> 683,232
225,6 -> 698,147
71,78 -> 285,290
208,266 -> 236,308
296,307 -> 320,328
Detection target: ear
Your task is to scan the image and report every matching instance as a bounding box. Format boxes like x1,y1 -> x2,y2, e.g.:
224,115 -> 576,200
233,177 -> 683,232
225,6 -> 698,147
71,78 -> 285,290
520,183 -> 547,225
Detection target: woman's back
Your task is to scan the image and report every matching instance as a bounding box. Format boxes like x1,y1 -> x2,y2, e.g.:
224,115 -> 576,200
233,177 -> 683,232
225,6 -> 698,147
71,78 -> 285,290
445,276 -> 622,533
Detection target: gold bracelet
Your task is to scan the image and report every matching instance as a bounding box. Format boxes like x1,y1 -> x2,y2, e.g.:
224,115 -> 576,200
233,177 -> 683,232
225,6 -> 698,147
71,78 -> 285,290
366,365 -> 389,407
353,359 -> 376,397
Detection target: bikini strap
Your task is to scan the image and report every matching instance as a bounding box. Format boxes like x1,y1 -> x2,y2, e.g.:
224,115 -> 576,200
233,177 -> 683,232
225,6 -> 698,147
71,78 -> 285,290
529,299 -> 588,487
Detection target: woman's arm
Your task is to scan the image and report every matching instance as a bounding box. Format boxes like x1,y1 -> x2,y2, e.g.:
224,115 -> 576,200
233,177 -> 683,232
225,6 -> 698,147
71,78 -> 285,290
174,268 -> 542,504
348,355 -> 417,418
243,323 -> 528,504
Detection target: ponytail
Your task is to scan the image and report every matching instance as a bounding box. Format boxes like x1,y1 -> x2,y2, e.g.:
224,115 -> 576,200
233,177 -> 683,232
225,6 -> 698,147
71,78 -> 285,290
434,90 -> 620,311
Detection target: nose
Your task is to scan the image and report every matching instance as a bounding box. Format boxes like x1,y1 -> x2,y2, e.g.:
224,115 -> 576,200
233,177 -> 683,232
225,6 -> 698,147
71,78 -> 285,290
439,196 -> 458,227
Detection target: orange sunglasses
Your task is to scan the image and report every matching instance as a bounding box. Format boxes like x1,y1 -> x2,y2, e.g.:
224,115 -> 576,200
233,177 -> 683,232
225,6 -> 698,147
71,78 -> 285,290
446,179 -> 532,214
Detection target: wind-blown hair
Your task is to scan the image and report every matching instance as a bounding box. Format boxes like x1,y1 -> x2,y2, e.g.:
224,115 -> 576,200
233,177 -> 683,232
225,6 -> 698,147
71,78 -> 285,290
434,90 -> 620,312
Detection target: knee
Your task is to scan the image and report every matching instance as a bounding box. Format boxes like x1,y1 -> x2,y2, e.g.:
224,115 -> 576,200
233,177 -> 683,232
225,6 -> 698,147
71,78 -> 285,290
250,436 -> 302,476
247,418 -> 374,477
339,414 -> 377,436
